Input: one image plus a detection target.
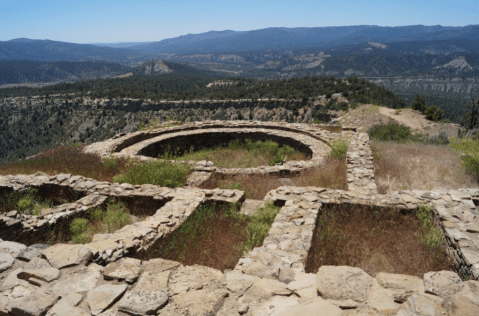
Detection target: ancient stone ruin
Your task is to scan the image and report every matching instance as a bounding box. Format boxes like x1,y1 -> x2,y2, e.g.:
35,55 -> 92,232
1,120 -> 478,315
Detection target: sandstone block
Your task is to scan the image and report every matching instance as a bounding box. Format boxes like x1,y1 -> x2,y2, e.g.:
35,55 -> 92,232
316,266 -> 373,302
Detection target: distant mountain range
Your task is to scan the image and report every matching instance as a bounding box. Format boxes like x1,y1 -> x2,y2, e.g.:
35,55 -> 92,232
1,24 -> 479,86
126,25 -> 479,54
0,38 -> 149,63
0,60 -> 131,85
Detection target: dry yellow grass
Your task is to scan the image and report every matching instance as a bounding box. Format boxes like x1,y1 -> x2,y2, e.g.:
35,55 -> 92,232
372,141 -> 478,193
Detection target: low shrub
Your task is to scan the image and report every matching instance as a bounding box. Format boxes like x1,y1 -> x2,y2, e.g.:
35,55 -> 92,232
329,139 -> 348,159
428,131 -> 449,146
0,188 -> 52,216
449,137 -> 479,181
113,159 -> 191,187
368,122 -> 412,143
460,154 -> 479,180
368,122 -> 424,143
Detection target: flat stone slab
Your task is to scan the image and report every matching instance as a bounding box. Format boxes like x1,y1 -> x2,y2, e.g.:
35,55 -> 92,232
46,292 -> 90,316
103,257 -> 142,284
51,270 -> 101,295
42,244 -> 92,269
87,283 -> 128,316
316,266 -> 373,303
424,271 -> 463,297
18,267 -> 61,284
9,289 -> 60,316
0,253 -> 14,273
17,244 -> 50,262
0,241 -> 27,258
118,289 -> 168,315
239,199 -> 266,216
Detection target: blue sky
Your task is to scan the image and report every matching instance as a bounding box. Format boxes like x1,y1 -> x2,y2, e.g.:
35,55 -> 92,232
0,0 -> 477,43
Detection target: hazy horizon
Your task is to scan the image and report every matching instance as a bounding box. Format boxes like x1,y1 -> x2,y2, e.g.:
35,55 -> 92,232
1,0 -> 477,44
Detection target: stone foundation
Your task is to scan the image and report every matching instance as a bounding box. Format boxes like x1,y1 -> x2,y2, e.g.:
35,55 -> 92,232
0,121 -> 478,315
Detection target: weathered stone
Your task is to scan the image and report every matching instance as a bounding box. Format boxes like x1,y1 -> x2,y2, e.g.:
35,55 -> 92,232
2,269 -> 30,290
0,253 -> 14,273
46,293 -> 88,316
316,266 -> 373,302
224,271 -> 255,296
17,244 -> 50,262
402,293 -> 446,315
23,257 -> 51,271
51,270 -> 101,295
278,267 -> 295,284
287,272 -> 316,293
423,270 -> 463,297
170,288 -> 228,316
103,257 -> 142,284
168,265 -> 224,296
42,244 -> 92,269
366,279 -> 400,312
118,289 -> 168,315
0,241 -> 26,258
240,277 -> 292,305
18,267 -> 61,284
87,284 -> 128,316
251,296 -> 299,316
277,297 -> 343,316
9,289 -> 60,316
444,296 -> 479,316
375,272 -> 425,293
118,269 -> 171,314
327,299 -> 359,309
241,261 -> 280,280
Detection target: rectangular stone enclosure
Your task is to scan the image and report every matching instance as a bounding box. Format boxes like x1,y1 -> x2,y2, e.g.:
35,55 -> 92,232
305,203 -> 454,278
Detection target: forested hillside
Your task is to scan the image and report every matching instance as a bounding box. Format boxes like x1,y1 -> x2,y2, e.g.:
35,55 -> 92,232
0,74 -> 406,162
0,60 -> 131,85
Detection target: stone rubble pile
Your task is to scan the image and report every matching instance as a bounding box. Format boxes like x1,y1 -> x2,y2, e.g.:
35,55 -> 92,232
1,244 -> 478,315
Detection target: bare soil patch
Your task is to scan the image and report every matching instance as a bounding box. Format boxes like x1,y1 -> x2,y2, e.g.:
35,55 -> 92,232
372,141 -> 478,193
305,203 -> 454,278
133,201 -> 250,272
336,104 -> 459,137
200,156 -> 347,199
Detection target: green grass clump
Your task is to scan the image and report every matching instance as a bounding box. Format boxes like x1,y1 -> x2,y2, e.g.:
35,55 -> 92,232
113,159 -> 191,187
329,139 -> 348,159
70,218 -> 92,244
415,205 -> 444,252
449,137 -> 479,180
242,202 -> 281,253
70,199 -> 132,244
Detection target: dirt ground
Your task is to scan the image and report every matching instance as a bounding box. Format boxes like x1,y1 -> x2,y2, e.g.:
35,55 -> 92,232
305,203 -> 453,278
334,104 -> 460,137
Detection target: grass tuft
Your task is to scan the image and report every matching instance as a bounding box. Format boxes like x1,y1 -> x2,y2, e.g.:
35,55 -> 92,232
329,139 -> 348,159
113,159 -> 191,187
175,139 -> 307,168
